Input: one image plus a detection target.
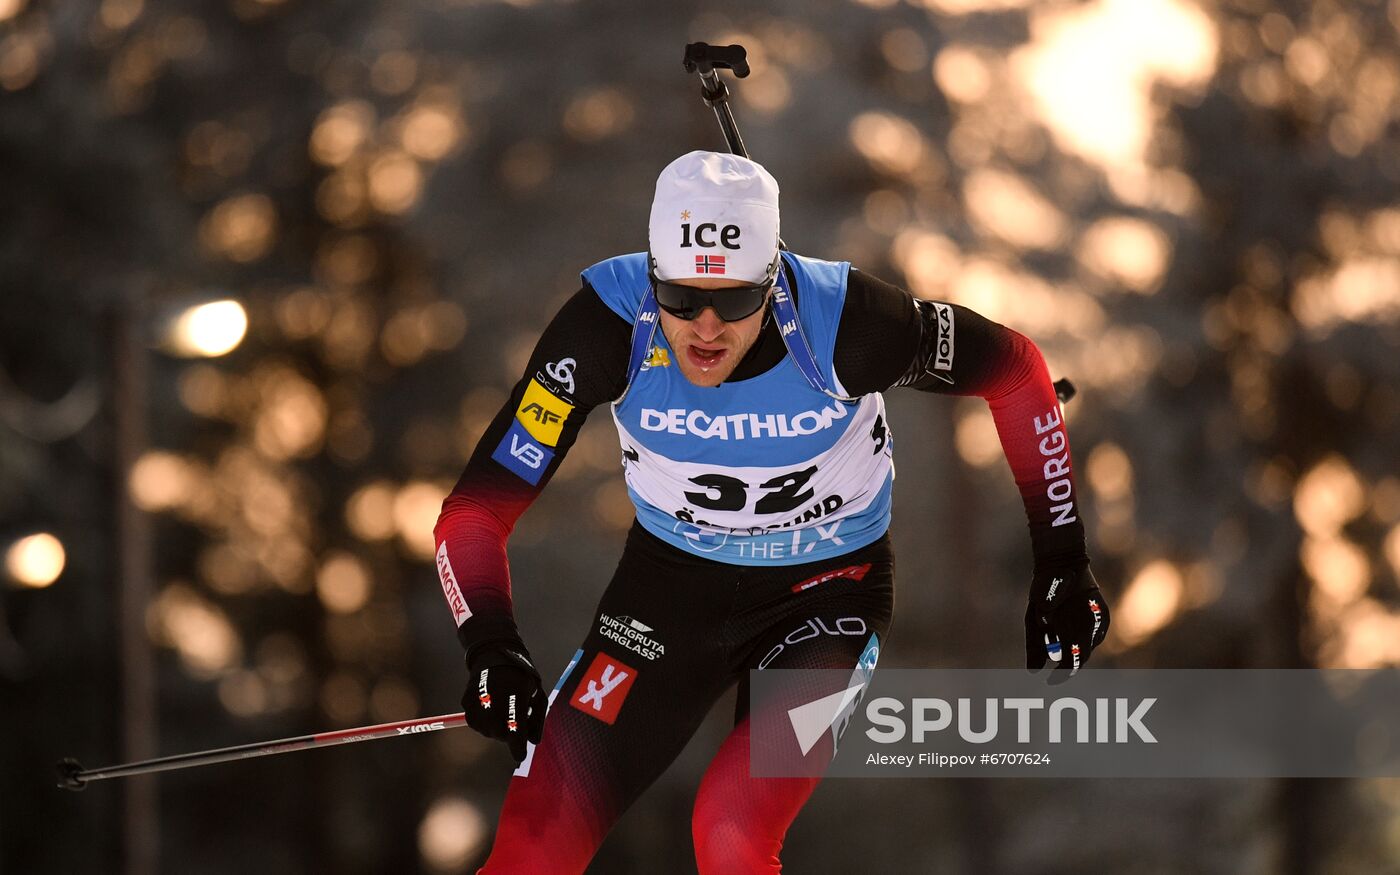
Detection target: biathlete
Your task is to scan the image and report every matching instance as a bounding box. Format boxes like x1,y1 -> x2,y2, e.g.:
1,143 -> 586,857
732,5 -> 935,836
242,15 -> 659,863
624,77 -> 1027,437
433,150 -> 1110,872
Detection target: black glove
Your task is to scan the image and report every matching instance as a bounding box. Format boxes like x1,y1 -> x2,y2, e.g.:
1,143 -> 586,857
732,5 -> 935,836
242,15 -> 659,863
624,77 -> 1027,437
1025,565 -> 1110,685
463,640 -> 548,762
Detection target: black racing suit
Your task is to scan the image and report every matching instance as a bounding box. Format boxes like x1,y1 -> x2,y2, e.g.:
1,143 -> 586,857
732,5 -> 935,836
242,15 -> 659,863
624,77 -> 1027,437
434,268 -> 1089,872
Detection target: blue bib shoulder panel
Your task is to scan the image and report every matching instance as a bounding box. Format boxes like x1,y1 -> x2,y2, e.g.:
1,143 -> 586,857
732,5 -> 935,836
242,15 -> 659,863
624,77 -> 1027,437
582,252 -> 650,324
776,253 -> 853,397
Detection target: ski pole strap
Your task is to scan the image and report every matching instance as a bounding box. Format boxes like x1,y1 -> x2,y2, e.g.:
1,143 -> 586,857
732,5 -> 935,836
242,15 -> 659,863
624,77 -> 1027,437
616,284 -> 660,405
768,258 -> 857,403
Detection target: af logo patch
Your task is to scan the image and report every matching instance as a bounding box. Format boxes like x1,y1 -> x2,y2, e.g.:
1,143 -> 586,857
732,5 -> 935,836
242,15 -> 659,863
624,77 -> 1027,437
515,378 -> 572,446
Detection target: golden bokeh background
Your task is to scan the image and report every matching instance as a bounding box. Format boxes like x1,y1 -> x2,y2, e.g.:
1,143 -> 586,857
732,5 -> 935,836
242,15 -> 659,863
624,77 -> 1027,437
3,0 -> 1399,872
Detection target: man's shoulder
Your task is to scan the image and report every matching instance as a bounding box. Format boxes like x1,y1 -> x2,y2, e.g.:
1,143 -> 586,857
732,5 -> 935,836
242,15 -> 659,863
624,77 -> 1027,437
782,251 -> 853,329
784,252 -> 853,307
785,251 -> 850,273
582,252 -> 648,290
581,252 -> 648,323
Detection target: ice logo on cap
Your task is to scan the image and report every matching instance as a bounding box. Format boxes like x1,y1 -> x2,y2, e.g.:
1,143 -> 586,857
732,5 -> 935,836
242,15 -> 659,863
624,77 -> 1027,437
678,217 -> 742,251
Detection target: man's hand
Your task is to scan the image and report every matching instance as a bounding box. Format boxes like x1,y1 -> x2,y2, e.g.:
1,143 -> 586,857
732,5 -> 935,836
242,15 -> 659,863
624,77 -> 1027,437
1025,565 -> 1110,684
463,641 -> 548,762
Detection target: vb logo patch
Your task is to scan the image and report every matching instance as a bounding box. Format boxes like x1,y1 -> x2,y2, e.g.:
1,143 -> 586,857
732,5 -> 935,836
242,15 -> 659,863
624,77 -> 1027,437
569,652 -> 638,725
491,420 -> 555,485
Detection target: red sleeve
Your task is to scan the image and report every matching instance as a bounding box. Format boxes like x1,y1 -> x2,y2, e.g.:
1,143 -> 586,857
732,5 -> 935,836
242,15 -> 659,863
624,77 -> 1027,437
432,285 -> 630,652
975,328 -> 1086,570
851,288 -> 1088,571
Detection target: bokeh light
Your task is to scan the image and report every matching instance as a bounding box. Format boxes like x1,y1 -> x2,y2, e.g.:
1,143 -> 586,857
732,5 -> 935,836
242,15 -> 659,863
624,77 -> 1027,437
147,583 -> 242,678
963,169 -> 1067,250
380,301 -> 468,367
1076,218 -> 1173,294
310,101 -> 374,167
1012,0 -> 1218,174
1111,560 -> 1185,648
399,102 -> 465,161
393,481 -> 448,559
418,796 -> 488,874
1319,596 -> 1400,669
849,111 -> 934,180
1302,535 -> 1370,607
0,28 -> 46,91
129,450 -> 197,511
5,532 -> 65,588
251,369 -> 327,460
562,87 -> 636,142
166,300 -> 248,358
316,552 -> 372,614
0,0 -> 28,23
347,481 -> 398,542
933,46 -> 992,105
199,194 -> 277,263
1294,455 -> 1367,538
954,404 -> 1002,469
367,150 -> 423,215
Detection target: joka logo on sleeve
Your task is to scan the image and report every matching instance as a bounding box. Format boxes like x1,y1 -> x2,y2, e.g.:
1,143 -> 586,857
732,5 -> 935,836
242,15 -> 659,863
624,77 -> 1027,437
515,378 -> 573,447
569,652 -> 638,725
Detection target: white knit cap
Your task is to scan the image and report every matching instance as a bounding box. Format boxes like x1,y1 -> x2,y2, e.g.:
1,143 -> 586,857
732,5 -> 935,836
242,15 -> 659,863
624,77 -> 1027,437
647,150 -> 780,283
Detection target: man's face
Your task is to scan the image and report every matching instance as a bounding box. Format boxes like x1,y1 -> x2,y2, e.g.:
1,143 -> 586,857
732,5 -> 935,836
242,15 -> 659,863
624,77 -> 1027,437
657,277 -> 769,388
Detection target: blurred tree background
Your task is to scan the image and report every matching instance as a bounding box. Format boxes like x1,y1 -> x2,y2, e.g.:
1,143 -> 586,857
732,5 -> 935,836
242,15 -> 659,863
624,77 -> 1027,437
3,0 -> 1400,872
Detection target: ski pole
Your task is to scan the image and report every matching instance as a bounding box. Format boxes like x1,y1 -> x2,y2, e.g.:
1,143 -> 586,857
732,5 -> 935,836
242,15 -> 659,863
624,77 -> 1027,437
683,42 -> 752,160
682,41 -> 789,252
57,711 -> 466,790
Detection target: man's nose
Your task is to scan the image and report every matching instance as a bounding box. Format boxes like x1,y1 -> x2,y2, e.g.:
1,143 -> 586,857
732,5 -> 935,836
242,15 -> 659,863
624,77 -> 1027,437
690,308 -> 725,342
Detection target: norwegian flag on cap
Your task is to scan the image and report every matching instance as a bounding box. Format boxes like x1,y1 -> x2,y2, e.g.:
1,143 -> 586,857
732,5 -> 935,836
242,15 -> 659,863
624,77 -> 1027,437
695,254 -> 726,274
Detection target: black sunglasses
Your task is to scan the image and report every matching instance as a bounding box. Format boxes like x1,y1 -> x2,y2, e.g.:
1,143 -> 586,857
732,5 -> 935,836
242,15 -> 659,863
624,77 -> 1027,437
649,261 -> 779,322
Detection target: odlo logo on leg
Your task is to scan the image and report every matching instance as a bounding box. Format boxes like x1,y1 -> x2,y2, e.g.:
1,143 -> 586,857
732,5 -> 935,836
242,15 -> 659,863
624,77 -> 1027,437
758,617 -> 869,670
569,653 -> 638,725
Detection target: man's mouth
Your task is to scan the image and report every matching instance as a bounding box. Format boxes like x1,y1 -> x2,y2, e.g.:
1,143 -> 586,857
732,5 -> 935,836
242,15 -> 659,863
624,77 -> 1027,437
686,344 -> 728,371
